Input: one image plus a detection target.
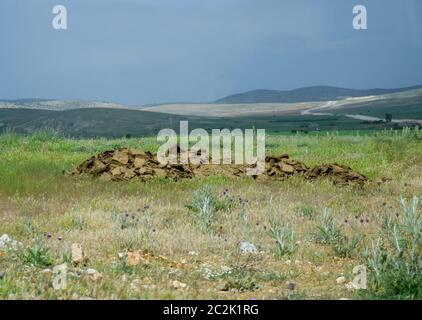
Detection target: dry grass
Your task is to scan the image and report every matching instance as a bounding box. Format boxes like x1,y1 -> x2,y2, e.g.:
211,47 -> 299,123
0,130 -> 421,299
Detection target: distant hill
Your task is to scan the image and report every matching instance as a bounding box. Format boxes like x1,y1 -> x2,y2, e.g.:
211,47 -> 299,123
215,85 -> 422,104
0,99 -> 140,111
1,85 -> 421,137
0,108 -> 194,137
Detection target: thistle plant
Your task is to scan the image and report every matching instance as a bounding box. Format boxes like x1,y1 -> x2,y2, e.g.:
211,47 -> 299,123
141,205 -> 154,249
186,185 -> 217,234
362,196 -> 422,299
17,236 -> 54,268
267,197 -> 297,257
241,201 -> 250,241
313,208 -> 362,258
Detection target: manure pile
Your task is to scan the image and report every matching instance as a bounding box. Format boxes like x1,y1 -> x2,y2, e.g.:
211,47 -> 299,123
65,148 -> 368,185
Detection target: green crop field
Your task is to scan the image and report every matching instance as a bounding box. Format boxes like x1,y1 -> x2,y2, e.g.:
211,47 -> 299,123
1,129 -> 421,300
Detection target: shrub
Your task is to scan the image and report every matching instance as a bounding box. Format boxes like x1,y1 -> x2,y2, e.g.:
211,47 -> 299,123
313,209 -> 362,258
186,185 -> 218,233
113,210 -> 140,230
18,238 -> 54,268
296,205 -> 316,220
361,196 -> 422,299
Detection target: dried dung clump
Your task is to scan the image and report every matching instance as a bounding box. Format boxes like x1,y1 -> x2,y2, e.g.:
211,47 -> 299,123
66,148 -> 369,185
306,163 -> 368,186
263,155 -> 309,178
66,148 -> 193,182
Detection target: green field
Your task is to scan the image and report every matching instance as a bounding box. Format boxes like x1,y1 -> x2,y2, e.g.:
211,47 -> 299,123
0,107 -> 408,138
1,130 -> 421,299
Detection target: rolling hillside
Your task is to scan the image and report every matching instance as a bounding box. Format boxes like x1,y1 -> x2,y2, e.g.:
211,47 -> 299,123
215,85 -> 422,104
0,99 -> 139,111
1,85 -> 421,137
0,107 -> 415,137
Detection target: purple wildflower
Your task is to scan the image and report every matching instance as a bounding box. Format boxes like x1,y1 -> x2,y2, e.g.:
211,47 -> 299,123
287,282 -> 296,291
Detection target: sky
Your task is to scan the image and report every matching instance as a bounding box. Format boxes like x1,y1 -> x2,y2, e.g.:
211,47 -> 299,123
1,0 -> 422,105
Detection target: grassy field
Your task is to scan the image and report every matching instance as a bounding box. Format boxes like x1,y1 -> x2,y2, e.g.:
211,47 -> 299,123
0,129 -> 421,300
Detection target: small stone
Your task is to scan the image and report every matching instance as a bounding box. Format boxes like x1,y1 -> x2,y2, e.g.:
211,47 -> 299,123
142,284 -> 157,290
336,276 -> 347,284
172,280 -> 187,290
130,279 -> 142,291
118,252 -> 126,259
71,243 -> 86,266
345,282 -> 358,290
52,264 -> 68,290
188,251 -> 199,256
41,269 -> 53,274
86,268 -> 103,282
216,282 -> 228,291
126,251 -> 142,266
0,272 -> 5,280
0,234 -> 22,250
238,241 -> 258,254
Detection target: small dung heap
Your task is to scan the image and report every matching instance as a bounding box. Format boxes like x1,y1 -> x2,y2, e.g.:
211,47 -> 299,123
66,148 -> 193,181
306,163 -> 368,186
66,148 -> 369,185
263,154 -> 309,178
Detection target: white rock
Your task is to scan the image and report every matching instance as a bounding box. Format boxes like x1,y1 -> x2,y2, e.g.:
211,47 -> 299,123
0,234 -> 22,250
345,281 -> 359,290
238,241 -> 258,254
52,264 -> 68,290
172,280 -> 187,289
41,269 -> 53,274
142,284 -> 157,290
130,279 -> 142,291
336,276 -> 347,284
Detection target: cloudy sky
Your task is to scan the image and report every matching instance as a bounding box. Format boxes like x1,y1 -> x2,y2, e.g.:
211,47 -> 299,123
1,0 -> 422,104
